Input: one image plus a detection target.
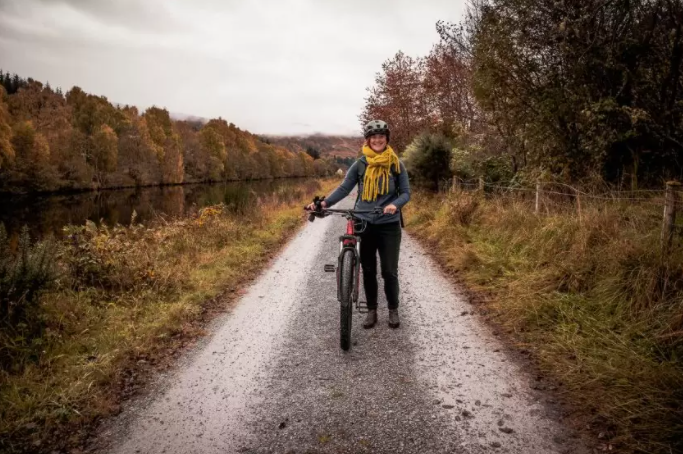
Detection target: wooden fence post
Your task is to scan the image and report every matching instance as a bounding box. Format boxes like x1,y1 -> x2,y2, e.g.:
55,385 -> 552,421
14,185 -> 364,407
535,181 -> 541,215
451,176 -> 459,193
478,177 -> 485,193
575,187 -> 582,224
662,181 -> 681,255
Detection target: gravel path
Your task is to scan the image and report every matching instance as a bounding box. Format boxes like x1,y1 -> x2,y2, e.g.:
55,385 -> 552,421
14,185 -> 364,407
98,196 -> 588,454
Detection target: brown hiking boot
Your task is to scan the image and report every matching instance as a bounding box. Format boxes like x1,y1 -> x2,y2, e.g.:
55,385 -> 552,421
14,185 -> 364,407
363,310 -> 377,329
388,309 -> 400,329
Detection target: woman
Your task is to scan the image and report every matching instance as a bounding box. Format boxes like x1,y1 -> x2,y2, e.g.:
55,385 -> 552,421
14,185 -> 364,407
307,120 -> 410,329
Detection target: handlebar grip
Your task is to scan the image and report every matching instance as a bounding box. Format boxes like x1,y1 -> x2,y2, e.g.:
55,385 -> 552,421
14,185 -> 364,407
305,196 -> 327,222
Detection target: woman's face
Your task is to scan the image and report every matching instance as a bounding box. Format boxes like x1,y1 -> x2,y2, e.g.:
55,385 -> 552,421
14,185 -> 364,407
368,134 -> 388,152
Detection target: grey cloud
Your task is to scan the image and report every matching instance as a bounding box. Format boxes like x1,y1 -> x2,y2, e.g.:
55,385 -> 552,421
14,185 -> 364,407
0,0 -> 468,134
28,0 -> 185,32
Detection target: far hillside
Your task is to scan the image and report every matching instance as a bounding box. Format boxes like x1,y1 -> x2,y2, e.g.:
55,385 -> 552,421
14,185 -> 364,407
266,135 -> 363,165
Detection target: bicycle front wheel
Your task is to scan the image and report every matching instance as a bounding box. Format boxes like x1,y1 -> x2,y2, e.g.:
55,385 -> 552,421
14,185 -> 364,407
339,248 -> 355,351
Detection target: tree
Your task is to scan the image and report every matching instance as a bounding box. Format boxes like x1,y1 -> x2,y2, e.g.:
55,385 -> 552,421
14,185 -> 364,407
440,0 -> 683,185
403,132 -> 453,190
0,87 -> 14,170
423,43 -> 480,135
143,107 -> 184,184
118,116 -> 160,185
66,87 -> 122,136
360,52 -> 431,153
177,120 -> 208,182
11,121 -> 55,189
161,136 -> 184,184
59,128 -> 92,188
305,145 -> 321,160
90,124 -> 118,186
199,125 -> 227,180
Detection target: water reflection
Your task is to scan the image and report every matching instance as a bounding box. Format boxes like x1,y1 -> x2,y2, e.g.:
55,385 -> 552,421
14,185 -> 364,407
0,179 -> 314,238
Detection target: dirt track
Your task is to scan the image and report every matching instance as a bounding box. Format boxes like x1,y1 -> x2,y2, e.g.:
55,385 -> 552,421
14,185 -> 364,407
97,195 -> 587,454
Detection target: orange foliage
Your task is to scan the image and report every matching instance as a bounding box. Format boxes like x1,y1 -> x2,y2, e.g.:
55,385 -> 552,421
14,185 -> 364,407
0,73 -> 337,192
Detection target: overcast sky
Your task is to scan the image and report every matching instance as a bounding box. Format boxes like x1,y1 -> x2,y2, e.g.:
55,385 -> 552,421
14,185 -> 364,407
0,0 -> 467,136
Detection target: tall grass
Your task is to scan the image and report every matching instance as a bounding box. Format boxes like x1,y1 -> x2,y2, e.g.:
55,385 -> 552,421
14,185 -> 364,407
0,178 -> 338,454
0,225 -> 58,372
405,189 -> 683,454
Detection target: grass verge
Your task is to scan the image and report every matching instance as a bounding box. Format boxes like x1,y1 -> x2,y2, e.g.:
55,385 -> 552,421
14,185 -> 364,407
0,178 -> 338,454
404,189 -> 683,454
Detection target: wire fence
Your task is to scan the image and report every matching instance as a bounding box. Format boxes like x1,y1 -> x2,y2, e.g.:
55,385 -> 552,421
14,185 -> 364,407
438,177 -> 682,255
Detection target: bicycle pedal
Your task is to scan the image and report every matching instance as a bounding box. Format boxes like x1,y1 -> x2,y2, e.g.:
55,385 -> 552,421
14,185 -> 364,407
356,300 -> 369,313
324,264 -> 336,272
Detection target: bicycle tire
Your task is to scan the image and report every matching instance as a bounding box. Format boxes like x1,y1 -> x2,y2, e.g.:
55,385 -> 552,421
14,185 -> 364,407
339,248 -> 354,351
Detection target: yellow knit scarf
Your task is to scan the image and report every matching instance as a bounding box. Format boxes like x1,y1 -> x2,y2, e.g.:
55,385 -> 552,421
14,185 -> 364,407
361,144 -> 400,202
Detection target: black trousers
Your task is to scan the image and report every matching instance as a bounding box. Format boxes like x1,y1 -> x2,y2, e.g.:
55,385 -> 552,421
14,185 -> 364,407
359,221 -> 402,310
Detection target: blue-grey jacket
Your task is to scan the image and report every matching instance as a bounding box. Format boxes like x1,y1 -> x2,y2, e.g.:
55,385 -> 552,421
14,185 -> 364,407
325,156 -> 411,224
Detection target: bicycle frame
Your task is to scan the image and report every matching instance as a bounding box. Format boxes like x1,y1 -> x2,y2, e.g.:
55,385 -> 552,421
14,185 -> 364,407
336,217 -> 363,306
306,203 -> 380,312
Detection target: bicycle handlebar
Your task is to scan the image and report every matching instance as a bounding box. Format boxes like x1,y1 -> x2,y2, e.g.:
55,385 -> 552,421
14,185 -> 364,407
323,208 -> 383,214
304,206 -> 383,221
304,195 -> 390,222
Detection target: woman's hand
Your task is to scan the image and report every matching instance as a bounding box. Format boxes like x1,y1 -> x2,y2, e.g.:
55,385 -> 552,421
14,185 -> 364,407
306,200 -> 327,211
383,204 -> 398,215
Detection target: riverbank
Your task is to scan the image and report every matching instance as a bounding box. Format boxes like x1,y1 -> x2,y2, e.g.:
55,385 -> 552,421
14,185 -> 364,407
0,178 -> 338,454
403,189 -> 683,453
0,178 -> 325,239
0,174 -> 336,197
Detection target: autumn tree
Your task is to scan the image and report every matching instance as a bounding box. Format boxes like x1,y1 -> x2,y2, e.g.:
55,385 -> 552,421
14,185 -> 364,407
0,87 -> 14,170
10,121 -> 55,189
360,52 -> 430,153
90,124 -> 118,186
66,87 -> 125,136
118,115 -> 160,185
423,43 -> 479,135
143,107 -> 184,184
60,128 -> 93,188
199,126 -> 226,180
9,80 -> 79,181
177,120 -> 209,182
266,148 -> 286,178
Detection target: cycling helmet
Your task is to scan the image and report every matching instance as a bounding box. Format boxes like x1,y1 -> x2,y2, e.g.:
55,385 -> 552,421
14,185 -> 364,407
363,120 -> 390,141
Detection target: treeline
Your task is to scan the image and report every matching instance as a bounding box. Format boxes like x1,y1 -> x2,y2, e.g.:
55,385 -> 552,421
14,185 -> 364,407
266,135 -> 363,161
361,0 -> 683,188
0,72 -> 337,193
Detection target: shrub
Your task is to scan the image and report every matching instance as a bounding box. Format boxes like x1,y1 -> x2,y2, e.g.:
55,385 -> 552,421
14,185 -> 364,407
0,224 -> 58,370
403,132 -> 453,190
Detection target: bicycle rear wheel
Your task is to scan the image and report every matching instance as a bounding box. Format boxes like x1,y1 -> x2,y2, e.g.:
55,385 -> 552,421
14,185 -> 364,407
339,249 -> 355,351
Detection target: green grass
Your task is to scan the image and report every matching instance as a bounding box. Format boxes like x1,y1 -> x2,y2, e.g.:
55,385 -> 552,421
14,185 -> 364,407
405,189 -> 683,454
0,178 -> 339,454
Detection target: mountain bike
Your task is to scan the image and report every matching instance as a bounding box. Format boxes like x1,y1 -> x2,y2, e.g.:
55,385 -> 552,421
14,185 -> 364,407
305,196 -> 382,351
